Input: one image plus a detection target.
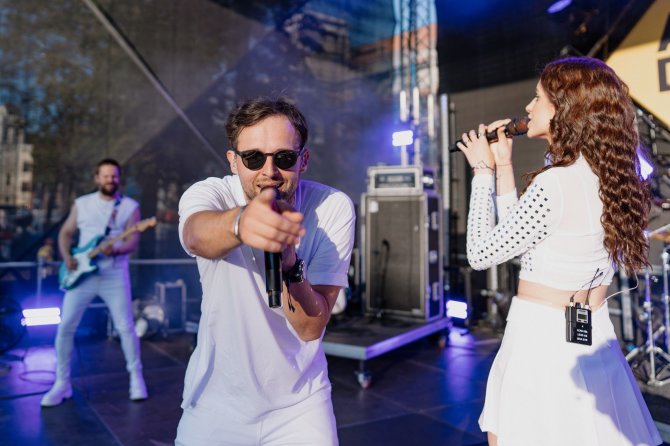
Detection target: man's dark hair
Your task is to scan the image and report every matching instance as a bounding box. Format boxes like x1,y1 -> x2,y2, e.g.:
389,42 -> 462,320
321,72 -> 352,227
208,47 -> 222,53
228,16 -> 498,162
225,97 -> 308,150
96,158 -> 122,175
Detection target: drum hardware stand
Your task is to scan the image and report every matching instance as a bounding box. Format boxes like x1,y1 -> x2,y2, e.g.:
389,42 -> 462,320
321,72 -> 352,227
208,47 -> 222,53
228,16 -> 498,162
663,250 -> 670,353
617,269 -> 635,342
625,258 -> 670,386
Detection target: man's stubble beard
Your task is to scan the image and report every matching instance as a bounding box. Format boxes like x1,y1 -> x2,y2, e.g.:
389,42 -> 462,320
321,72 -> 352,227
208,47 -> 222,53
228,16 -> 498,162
100,184 -> 119,197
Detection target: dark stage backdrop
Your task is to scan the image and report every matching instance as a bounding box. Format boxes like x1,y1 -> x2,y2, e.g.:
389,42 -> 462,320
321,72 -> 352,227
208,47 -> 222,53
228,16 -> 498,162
0,0 -> 404,303
436,0 -> 655,94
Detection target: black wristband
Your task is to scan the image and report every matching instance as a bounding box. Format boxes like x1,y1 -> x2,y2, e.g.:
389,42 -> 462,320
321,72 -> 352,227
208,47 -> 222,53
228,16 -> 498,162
284,257 -> 305,287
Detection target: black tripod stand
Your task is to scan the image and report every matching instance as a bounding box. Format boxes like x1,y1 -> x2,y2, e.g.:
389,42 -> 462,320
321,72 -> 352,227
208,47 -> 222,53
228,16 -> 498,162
626,242 -> 670,386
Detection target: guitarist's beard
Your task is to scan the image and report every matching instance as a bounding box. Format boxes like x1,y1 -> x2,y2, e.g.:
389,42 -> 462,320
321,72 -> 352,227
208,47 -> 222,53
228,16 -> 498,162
99,183 -> 119,197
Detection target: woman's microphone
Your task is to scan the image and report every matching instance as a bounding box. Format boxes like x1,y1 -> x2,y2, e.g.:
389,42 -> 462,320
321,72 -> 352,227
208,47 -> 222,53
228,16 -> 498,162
449,117 -> 529,153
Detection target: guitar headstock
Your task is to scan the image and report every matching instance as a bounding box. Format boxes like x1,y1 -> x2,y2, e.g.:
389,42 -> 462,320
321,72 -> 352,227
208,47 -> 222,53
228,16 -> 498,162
135,217 -> 157,232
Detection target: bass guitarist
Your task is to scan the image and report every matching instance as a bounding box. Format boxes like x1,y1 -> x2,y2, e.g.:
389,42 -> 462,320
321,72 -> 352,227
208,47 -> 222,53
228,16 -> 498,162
41,158 -> 148,407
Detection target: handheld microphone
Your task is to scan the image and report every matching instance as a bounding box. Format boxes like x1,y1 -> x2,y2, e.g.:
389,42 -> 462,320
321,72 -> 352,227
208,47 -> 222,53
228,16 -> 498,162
449,117 -> 529,153
265,250 -> 282,308
264,188 -> 282,308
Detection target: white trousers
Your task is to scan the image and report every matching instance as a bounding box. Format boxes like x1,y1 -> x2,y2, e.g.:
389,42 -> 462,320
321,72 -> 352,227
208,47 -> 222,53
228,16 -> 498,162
54,265 -> 142,381
175,390 -> 339,446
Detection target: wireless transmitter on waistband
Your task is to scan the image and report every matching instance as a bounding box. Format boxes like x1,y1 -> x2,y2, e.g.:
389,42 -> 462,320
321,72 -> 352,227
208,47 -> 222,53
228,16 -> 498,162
565,302 -> 592,345
565,268 -> 602,346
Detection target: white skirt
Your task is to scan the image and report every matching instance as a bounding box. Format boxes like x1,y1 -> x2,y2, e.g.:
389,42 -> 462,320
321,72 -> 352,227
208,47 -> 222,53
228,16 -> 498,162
479,297 -> 662,446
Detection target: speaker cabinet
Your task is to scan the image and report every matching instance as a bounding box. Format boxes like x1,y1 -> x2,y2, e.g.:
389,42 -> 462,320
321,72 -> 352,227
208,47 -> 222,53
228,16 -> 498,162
363,193 -> 443,321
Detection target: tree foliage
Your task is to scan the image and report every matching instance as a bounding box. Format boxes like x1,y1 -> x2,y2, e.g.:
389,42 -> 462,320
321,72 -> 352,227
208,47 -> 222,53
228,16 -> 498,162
0,0 -> 147,224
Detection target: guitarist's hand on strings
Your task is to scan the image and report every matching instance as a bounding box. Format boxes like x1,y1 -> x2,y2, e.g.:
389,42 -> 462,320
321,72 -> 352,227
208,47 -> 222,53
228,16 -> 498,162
101,244 -> 118,257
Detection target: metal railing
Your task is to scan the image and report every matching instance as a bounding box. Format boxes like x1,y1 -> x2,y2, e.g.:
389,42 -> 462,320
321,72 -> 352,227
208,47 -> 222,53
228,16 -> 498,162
0,258 -> 197,308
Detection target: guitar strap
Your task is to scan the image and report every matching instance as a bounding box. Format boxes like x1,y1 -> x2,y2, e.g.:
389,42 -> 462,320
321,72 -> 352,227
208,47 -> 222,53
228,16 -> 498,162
104,196 -> 123,236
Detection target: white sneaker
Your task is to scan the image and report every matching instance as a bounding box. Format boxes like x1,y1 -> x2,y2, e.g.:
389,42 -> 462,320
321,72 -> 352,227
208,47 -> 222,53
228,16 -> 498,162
129,372 -> 148,401
40,381 -> 73,407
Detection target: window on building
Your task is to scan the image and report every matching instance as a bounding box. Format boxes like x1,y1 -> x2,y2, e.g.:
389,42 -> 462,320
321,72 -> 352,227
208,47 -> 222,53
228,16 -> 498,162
21,182 -> 30,192
23,162 -> 32,172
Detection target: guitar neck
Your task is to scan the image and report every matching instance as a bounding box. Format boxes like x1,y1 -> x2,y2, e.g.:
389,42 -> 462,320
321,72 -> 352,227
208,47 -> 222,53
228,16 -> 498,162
86,217 -> 156,259
89,226 -> 138,258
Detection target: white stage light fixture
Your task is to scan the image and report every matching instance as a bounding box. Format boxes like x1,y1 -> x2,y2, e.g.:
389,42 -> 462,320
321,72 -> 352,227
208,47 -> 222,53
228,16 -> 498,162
392,130 -> 414,147
134,301 -> 166,338
21,307 -> 61,326
446,300 -> 468,319
638,152 -> 654,180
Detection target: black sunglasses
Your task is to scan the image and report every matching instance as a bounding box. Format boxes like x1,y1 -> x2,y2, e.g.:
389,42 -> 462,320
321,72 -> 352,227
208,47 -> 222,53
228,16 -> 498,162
233,148 -> 304,171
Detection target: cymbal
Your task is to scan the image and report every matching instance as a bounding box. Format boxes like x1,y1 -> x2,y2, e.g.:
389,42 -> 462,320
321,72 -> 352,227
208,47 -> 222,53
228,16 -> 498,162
650,234 -> 670,243
651,198 -> 670,211
648,222 -> 670,242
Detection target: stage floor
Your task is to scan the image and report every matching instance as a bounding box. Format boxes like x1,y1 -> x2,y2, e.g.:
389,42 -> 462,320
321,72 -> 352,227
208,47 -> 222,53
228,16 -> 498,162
1,323 -> 669,446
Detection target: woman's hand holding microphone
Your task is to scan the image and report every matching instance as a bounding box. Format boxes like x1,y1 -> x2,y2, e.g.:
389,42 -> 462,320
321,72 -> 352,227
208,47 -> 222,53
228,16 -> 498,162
456,119 -> 514,174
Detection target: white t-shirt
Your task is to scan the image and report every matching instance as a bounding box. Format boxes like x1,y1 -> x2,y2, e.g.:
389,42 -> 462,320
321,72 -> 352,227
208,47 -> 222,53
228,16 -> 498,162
75,192 -> 138,269
467,155 -> 615,290
178,175 -> 355,422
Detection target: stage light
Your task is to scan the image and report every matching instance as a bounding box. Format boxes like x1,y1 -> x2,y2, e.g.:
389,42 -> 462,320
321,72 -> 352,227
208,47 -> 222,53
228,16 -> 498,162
21,307 -> 61,326
446,300 -> 468,319
392,130 -> 413,147
134,301 -> 165,338
547,0 -> 572,14
638,151 -> 654,180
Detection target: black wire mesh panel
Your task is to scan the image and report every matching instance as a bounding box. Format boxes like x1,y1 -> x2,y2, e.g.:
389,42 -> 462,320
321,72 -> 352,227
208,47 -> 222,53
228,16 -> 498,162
363,193 -> 443,321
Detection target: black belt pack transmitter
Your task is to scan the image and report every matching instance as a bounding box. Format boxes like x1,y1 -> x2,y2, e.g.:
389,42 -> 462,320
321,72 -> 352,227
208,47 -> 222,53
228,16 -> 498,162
566,303 -> 592,345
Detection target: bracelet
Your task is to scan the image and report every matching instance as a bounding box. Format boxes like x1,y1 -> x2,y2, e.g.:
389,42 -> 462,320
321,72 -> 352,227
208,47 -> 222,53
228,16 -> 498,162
496,162 -> 513,167
472,160 -> 494,173
232,206 -> 246,242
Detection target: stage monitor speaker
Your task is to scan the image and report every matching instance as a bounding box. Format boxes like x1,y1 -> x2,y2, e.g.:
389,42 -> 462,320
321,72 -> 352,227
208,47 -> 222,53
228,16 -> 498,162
363,192 -> 443,321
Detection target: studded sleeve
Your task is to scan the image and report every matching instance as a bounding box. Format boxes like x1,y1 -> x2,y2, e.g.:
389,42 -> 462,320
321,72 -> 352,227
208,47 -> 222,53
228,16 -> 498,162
496,189 -> 518,221
466,172 -> 564,270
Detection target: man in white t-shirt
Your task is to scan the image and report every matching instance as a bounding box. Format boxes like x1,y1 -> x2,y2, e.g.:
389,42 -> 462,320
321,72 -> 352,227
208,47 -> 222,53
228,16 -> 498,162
176,98 -> 355,446
41,159 -> 148,407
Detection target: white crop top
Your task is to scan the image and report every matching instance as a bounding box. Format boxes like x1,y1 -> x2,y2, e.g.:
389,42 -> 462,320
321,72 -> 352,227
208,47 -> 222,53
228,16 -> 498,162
467,155 -> 615,291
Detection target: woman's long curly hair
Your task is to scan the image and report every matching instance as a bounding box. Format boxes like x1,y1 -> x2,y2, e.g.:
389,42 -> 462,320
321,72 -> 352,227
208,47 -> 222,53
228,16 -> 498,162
524,57 -> 650,274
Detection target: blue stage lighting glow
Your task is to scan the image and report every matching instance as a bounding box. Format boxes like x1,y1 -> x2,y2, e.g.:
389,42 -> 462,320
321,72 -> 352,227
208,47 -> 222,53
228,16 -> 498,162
446,300 -> 468,319
547,0 -> 572,14
21,307 -> 61,326
392,130 -> 413,147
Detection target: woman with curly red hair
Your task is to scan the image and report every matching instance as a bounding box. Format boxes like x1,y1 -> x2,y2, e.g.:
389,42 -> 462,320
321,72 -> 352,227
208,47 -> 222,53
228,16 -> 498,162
457,57 -> 661,446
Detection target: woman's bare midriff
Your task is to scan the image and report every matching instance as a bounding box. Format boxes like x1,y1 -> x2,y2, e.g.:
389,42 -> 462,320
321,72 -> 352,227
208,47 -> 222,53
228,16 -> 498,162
516,279 -> 609,311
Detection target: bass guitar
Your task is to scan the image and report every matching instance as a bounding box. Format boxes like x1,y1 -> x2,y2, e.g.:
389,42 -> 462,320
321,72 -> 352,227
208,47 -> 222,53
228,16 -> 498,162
59,217 -> 157,290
